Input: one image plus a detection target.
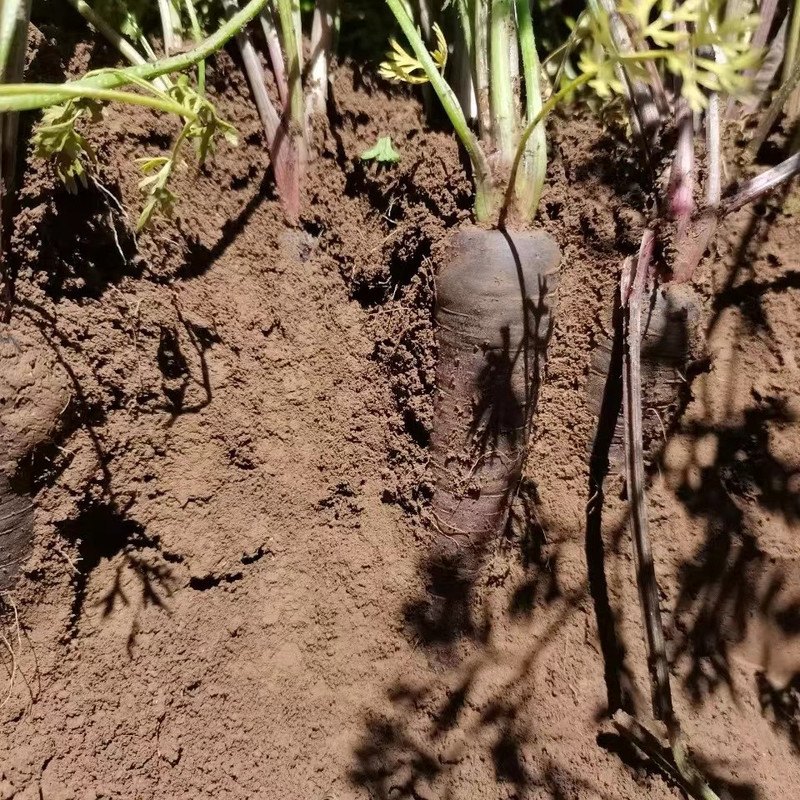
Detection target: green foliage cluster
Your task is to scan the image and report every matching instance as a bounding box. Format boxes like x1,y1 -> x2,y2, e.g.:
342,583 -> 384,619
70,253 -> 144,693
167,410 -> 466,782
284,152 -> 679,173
580,0 -> 761,110
32,70 -> 237,230
135,76 -> 237,229
18,1 -> 775,231
379,23 -> 447,84
92,0 -> 221,40
34,98 -> 103,192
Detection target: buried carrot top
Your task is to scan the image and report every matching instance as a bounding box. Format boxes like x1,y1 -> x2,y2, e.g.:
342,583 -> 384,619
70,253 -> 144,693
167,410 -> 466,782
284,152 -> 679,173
380,0 -> 562,567
376,0 -> 762,558
380,0 -> 762,228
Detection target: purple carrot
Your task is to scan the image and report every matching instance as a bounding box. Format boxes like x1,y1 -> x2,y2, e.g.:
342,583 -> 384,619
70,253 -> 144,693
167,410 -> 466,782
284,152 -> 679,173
429,229 -> 560,564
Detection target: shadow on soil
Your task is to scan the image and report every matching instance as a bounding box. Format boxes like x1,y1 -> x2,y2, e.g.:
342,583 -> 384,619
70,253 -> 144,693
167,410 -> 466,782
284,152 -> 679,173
57,503 -> 182,655
669,400 -> 800,702
584,288 -> 638,718
350,237 -> 637,798
11,301 -> 197,655
349,540 -> 590,800
350,202 -> 800,796
665,208 -> 800,753
158,298 -> 219,424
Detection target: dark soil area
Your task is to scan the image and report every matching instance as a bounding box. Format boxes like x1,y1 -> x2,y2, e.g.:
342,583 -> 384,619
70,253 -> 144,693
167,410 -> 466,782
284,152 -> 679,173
2,25 -> 800,800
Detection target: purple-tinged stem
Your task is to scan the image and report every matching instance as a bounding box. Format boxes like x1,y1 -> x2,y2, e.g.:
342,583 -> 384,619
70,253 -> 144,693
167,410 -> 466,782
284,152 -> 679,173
306,0 -> 337,118
669,22 -> 694,231
643,58 -> 670,118
722,150 -> 800,212
728,0 -> 780,116
225,4 -> 281,144
620,11 -> 669,118
749,45 -> 800,155
671,77 -> 720,284
622,232 -> 723,797
739,10 -> 787,118
621,229 -> 675,727
598,0 -> 661,154
669,98 -> 694,234
753,0 -> 780,55
260,7 -> 289,110
223,0 -> 299,221
474,0 -> 491,143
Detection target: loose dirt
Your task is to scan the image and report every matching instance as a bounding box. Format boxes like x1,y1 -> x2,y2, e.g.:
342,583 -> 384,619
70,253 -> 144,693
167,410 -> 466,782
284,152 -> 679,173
1,26 -> 800,800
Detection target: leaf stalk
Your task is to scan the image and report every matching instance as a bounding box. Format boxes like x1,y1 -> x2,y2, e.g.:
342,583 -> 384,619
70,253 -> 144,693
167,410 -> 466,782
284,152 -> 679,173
0,0 -> 270,113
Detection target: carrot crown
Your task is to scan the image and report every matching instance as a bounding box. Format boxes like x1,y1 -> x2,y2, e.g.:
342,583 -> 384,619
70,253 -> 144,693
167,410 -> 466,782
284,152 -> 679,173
381,0 -> 762,229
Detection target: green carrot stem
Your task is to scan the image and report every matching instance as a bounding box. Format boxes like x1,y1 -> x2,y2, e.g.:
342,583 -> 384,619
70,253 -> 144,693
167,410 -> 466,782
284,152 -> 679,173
0,3 -> 30,103
139,35 -> 159,61
451,0 -> 475,118
157,0 -> 181,55
474,0 -> 491,140
0,83 -> 192,117
489,0 -> 516,164
453,0 -> 473,57
0,0 -> 25,73
0,0 -> 30,321
68,0 -> 172,93
0,0 -> 268,112
614,50 -> 696,64
514,0 -> 546,216
292,0 -> 303,74
183,0 -> 206,95
67,0 -> 147,69
784,0 -> 800,84
275,0 -> 304,134
501,71 -> 593,223
515,0 -> 542,137
385,0 -> 495,221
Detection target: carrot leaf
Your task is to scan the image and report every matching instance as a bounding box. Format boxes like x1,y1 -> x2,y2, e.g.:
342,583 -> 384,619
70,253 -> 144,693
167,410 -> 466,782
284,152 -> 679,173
360,135 -> 401,164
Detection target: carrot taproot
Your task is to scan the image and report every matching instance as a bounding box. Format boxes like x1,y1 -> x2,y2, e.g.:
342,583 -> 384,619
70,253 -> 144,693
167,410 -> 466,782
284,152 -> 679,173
429,228 -> 560,553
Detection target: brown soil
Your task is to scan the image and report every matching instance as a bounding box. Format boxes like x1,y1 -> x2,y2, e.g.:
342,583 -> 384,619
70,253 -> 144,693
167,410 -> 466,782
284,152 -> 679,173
2,27 -> 800,800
